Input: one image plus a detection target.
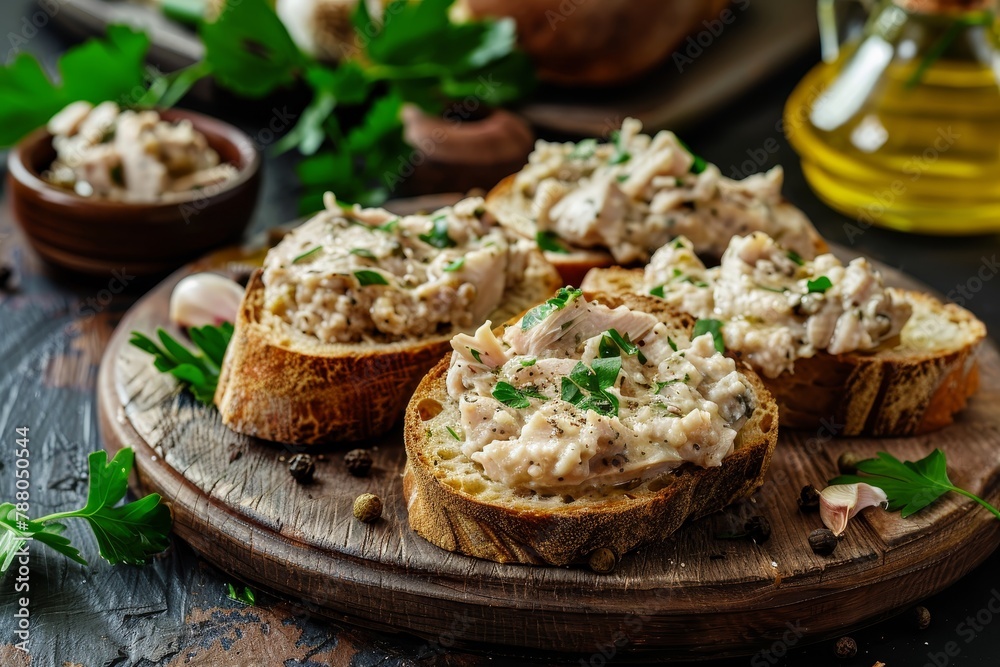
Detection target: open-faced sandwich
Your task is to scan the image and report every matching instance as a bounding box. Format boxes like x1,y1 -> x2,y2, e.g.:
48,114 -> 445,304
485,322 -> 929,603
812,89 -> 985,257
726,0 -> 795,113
582,232 -> 986,436
486,118 -> 827,285
215,194 -> 561,445
403,289 -> 779,565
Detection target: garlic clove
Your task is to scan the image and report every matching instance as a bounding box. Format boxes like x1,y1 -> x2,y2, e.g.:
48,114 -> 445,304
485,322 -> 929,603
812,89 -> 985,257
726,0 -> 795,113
169,272 -> 245,329
819,483 -> 888,536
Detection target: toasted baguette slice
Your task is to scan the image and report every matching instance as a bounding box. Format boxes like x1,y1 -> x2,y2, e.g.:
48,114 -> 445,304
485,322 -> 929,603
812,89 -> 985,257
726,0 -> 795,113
486,174 -> 829,286
582,268 -> 986,436
215,254 -> 561,446
402,292 -> 779,566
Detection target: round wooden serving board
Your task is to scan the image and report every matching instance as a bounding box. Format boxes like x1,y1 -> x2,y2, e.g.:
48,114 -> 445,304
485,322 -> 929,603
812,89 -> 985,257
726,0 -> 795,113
98,221 -> 1000,661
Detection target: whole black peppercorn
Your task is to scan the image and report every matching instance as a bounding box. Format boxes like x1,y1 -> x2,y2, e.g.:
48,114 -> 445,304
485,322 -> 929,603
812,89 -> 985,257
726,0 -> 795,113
838,451 -> 864,475
353,493 -> 382,523
588,547 -> 617,574
288,453 -> 316,483
745,515 -> 771,544
809,528 -> 839,556
834,636 -> 857,659
914,605 -> 931,630
798,485 -> 821,512
344,448 -> 373,477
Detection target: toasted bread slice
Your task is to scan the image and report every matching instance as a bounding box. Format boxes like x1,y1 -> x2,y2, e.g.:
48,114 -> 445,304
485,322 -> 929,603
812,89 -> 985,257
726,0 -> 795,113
582,268 -> 986,436
402,291 -> 779,566
486,174 -> 828,286
215,253 -> 561,446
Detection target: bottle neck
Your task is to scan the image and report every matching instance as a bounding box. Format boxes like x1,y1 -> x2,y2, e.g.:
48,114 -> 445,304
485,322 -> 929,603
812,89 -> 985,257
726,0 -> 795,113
893,0 -> 995,13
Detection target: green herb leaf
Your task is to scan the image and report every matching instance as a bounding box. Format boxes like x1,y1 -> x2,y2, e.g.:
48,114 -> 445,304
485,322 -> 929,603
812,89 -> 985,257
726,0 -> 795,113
129,322 -> 234,405
354,270 -> 389,286
536,231 -> 569,254
807,276 -> 833,294
653,374 -> 690,393
786,250 -> 805,266
568,138 -> 597,160
377,218 -> 401,233
677,137 -> 708,174
519,358 -> 536,367
831,449 -> 1000,521
293,246 -> 323,263
419,215 -> 456,249
443,257 -> 465,272
601,329 -> 647,364
649,285 -> 666,298
226,583 -> 257,606
446,426 -> 463,441
560,358 -> 621,417
521,287 -> 583,331
469,348 -> 482,363
609,130 -> 631,165
350,248 -> 377,259
492,381 -> 545,409
692,319 -> 725,354
667,336 -> 678,351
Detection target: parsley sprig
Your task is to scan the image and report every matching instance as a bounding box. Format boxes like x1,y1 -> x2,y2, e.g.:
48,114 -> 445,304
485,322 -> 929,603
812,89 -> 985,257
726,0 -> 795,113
831,450 -> 1000,520
492,381 -> 547,409
561,357 -> 622,417
129,323 -> 234,405
521,287 -> 583,331
0,448 -> 172,574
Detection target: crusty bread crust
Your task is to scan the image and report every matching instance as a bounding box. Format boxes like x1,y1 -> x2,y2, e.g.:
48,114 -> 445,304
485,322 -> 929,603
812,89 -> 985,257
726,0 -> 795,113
402,291 -> 780,566
581,268 -> 986,437
485,175 -> 828,286
215,251 -> 562,446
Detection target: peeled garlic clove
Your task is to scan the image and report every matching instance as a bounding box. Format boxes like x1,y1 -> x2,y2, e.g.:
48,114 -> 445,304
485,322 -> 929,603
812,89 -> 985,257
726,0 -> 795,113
169,273 -> 245,329
820,483 -> 888,536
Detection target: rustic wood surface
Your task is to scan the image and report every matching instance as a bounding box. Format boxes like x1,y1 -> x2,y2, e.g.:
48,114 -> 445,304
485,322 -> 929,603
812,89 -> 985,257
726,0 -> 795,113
96,225 -> 1000,660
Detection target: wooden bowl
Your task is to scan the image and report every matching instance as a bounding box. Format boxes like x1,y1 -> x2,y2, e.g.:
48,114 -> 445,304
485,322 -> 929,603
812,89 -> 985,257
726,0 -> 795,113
6,108 -> 261,276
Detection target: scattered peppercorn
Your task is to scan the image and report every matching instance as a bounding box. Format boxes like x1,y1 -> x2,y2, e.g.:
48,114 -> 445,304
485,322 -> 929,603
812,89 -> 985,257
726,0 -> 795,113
834,636 -> 857,659
809,528 -> 839,556
914,605 -> 931,630
745,515 -> 771,544
353,493 -> 382,523
588,547 -> 617,574
344,448 -> 373,477
288,453 -> 315,483
838,451 -> 864,475
798,485 -> 821,512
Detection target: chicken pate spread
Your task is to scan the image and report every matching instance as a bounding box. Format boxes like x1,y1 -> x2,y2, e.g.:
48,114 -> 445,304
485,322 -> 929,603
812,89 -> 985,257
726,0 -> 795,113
263,195 -> 533,343
507,117 -> 819,263
43,101 -> 237,201
643,232 -> 912,378
444,290 -> 755,492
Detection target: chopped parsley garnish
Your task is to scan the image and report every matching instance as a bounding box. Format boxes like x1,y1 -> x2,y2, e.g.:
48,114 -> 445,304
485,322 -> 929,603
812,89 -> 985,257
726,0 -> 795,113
653,374 -> 690,392
492,381 -> 547,409
600,329 -> 647,364
672,238 -> 686,249
350,248 -> 376,259
615,174 -> 629,183
419,215 -> 456,249
521,287 -> 583,330
561,357 -> 621,417
568,138 -> 597,160
692,318 -> 725,353
609,130 -> 631,165
519,358 -> 536,367
376,218 -> 400,233
354,270 -> 389,286
650,285 -> 666,298
536,230 -> 570,254
292,246 -> 322,263
667,336 -> 678,351
469,348 -> 482,363
677,137 -> 708,174
446,426 -> 463,441
786,250 -> 805,266
807,276 -> 833,293
443,257 -> 465,272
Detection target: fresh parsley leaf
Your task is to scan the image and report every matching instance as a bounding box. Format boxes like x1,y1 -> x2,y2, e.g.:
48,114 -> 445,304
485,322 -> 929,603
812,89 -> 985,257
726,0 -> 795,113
443,257 -> 465,272
653,374 -> 690,393
377,218 -> 400,233
536,231 -> 569,254
226,583 -> 257,606
293,246 -> 323,263
446,426 -> 463,441
568,138 -> 597,160
492,381 -> 546,409
692,319 -> 725,354
519,358 -> 536,367
677,137 -> 708,174
129,323 -> 235,405
649,285 -> 666,298
807,276 -> 833,294
469,348 -> 482,363
560,358 -> 621,417
354,270 -> 389,286
600,329 -> 647,364
419,215 -> 456,249
609,130 -> 631,165
0,25 -> 152,147
0,449 -> 171,574
667,336 -> 678,352
786,250 -> 805,266
521,287 -> 583,331
199,0 -> 304,98
831,449 -> 1000,520
350,248 -> 377,259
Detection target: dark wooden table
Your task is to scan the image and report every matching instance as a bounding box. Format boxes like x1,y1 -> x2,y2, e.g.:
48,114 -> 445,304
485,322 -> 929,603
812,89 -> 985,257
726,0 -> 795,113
2,2 -> 1000,665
